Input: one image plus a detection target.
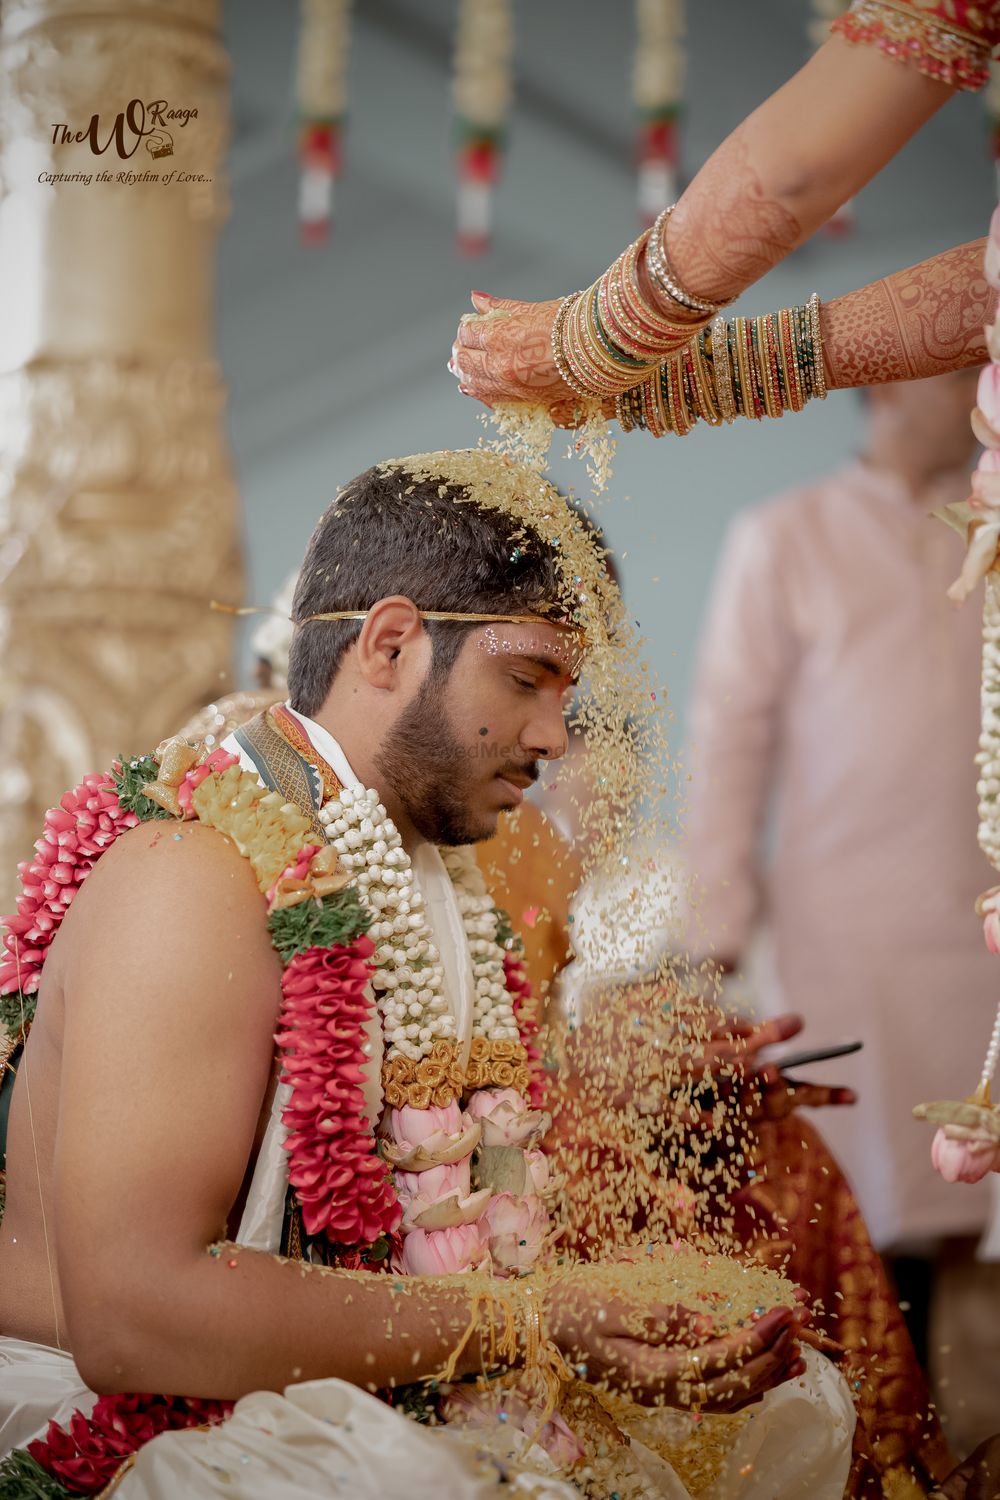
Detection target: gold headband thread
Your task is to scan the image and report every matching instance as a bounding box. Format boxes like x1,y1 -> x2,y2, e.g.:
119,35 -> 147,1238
211,601 -> 584,636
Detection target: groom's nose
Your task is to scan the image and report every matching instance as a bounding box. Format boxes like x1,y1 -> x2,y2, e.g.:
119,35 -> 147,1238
521,702 -> 568,762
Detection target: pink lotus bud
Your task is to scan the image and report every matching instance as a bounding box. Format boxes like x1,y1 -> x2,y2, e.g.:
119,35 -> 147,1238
987,206 -> 1000,289
931,1127 -> 1000,1184
979,364 -> 1000,430
465,1088 -> 548,1147
484,1192 -> 550,1273
397,1221 -> 489,1276
969,452 -> 1000,507
984,910 -> 1000,955
395,1160 -> 471,1212
390,1102 -> 463,1146
443,1388 -> 585,1466
524,1149 -> 550,1194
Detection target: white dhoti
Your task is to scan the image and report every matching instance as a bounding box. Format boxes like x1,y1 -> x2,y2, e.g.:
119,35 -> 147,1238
0,1337 -> 95,1455
0,1338 -> 854,1500
113,1350 -> 854,1500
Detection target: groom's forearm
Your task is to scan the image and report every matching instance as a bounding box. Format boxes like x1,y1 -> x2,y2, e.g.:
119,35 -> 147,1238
71,1244 -> 500,1399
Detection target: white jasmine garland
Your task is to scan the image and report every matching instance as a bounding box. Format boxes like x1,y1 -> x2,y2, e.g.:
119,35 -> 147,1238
977,577 -> 1000,869
319,791 -> 519,1059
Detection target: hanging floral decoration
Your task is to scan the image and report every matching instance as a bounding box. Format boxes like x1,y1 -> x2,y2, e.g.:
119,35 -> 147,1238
296,0 -> 353,245
452,0 -> 514,255
914,216 -> 1000,1179
633,0 -> 685,226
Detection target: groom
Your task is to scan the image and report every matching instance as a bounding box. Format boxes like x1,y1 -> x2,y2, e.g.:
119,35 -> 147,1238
0,456 -> 816,1483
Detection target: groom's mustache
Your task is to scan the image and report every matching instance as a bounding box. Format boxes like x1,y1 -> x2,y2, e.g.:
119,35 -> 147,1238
495,761 -> 539,789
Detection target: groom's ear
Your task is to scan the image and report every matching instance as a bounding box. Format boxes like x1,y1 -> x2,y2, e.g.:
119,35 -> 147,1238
355,596 -> 428,691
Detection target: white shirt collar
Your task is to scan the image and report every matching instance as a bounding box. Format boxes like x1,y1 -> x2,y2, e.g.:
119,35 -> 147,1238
281,704 -> 362,794
281,705 -> 475,1056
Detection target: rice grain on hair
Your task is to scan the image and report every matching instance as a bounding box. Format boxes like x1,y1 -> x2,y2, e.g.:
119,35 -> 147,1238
288,461 -> 561,718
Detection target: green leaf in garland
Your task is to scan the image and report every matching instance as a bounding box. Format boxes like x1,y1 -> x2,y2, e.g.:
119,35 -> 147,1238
493,905 -> 522,955
493,906 -> 513,949
268,885 -> 371,964
0,1450 -> 74,1499
112,754 -> 171,822
0,991 -> 35,1036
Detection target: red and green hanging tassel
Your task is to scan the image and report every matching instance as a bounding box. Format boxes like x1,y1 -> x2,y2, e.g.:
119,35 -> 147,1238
296,0 -> 352,245
453,0 -> 514,255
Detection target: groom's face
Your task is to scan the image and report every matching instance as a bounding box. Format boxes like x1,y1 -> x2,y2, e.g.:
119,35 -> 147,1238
376,622 -> 580,845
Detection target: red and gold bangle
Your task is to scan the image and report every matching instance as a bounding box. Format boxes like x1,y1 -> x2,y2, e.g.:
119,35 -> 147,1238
566,288 -> 632,397
689,335 -> 722,426
581,289 -> 647,394
746,319 -> 766,419
619,234 -> 692,348
765,314 -> 784,418
571,297 -> 625,399
552,292 -> 593,400
598,274 -> 657,364
807,292 -> 827,400
641,372 -> 664,437
666,351 -> 695,435
615,387 -> 636,432
650,360 -> 672,437
603,267 -> 668,362
733,318 -> 756,420
709,317 -> 737,424
776,307 -> 803,413
755,315 -> 780,420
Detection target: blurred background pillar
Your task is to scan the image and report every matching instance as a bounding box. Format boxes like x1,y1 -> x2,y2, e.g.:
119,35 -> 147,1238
0,0 -> 243,906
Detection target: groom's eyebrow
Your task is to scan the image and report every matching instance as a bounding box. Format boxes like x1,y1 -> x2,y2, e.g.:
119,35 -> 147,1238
513,652 -> 580,685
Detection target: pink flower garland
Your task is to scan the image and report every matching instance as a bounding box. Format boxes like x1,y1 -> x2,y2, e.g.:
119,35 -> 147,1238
27,1393 -> 231,1496
0,772 -> 139,999
275,935 -> 402,1245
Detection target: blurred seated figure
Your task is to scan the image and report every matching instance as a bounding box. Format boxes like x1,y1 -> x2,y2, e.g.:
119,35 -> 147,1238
543,840 -> 952,1496
684,369 -> 1000,1452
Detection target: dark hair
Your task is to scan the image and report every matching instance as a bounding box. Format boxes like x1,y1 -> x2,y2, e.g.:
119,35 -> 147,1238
288,464 -> 562,717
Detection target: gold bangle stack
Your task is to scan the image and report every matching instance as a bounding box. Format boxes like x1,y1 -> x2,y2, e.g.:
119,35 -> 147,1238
554,212 -> 716,400
614,293 -> 827,438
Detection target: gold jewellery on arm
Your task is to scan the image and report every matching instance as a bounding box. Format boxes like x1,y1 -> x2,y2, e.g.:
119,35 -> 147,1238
550,201 -> 827,434
552,206 -> 731,401
615,293 -> 827,437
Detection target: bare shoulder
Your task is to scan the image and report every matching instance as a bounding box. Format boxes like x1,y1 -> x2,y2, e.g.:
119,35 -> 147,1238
60,817 -> 282,1019
70,817 -> 266,931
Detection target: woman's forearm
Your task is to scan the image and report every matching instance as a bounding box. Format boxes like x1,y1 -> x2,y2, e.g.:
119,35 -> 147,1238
823,238 -> 994,389
666,36 -> 954,308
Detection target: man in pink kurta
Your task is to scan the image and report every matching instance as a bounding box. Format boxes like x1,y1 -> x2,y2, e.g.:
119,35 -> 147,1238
684,369 -> 1000,1449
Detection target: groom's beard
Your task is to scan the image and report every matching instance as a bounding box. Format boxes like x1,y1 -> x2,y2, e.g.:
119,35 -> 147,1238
374,672 -> 488,846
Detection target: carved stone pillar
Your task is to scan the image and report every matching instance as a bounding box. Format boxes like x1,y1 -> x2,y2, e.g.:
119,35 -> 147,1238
0,0 -> 243,905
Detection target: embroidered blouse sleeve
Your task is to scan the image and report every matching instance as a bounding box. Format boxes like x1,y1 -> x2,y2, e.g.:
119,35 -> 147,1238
831,0 -> 1000,91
